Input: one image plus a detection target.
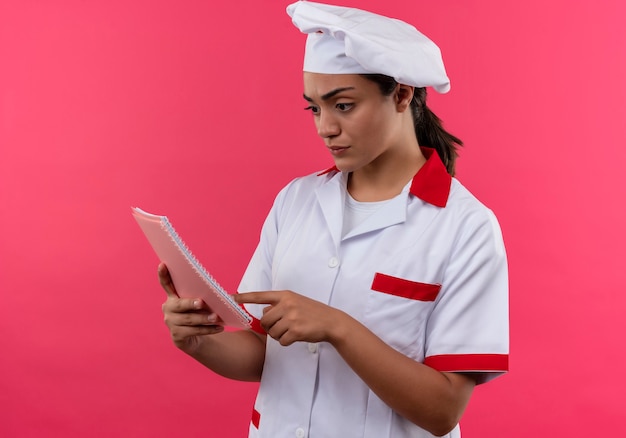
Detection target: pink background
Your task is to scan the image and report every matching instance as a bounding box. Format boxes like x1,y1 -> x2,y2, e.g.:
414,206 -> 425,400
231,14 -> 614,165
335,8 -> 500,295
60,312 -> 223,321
1,0 -> 625,436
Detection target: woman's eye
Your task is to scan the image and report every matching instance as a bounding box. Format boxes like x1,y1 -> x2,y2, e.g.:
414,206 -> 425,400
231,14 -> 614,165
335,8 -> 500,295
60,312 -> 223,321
304,105 -> 320,115
336,103 -> 353,112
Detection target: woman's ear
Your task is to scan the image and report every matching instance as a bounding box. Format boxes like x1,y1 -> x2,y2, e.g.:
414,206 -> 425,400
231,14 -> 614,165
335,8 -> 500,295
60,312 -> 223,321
394,84 -> 414,112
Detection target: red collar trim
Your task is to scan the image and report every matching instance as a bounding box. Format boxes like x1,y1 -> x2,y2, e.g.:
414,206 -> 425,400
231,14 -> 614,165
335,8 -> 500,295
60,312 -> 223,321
317,147 -> 451,207
409,147 -> 451,208
317,166 -> 338,176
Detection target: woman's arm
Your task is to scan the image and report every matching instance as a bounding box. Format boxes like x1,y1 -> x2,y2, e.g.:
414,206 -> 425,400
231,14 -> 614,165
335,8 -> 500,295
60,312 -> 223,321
180,330 -> 266,382
235,290 -> 475,436
331,311 -> 475,437
160,263 -> 266,382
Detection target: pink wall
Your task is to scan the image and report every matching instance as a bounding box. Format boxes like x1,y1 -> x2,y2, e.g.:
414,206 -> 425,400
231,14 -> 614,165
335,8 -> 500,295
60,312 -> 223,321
1,0 -> 624,436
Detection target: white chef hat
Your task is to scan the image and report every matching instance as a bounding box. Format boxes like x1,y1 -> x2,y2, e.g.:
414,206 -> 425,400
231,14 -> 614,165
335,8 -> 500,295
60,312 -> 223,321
286,1 -> 451,93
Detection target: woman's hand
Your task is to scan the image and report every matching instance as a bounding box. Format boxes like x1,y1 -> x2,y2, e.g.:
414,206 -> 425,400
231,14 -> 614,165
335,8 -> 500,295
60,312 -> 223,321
234,290 -> 345,346
159,263 -> 224,354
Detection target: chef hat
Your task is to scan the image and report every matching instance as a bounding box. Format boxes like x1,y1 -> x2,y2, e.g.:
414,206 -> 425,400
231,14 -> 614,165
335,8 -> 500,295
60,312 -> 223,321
286,1 -> 451,93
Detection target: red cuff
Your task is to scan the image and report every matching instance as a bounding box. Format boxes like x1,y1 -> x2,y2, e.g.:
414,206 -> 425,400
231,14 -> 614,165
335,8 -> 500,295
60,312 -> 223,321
424,354 -> 509,373
249,316 -> 265,335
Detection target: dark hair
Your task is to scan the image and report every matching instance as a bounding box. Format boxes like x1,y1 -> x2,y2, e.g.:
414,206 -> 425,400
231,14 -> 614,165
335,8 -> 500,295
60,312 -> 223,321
361,74 -> 462,176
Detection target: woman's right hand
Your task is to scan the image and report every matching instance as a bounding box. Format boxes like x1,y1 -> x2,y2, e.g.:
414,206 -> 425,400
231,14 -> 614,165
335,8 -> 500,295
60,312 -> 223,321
158,263 -> 225,354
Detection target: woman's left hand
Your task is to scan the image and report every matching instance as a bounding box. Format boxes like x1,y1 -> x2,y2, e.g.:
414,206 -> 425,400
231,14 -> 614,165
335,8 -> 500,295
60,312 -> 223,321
234,291 -> 343,346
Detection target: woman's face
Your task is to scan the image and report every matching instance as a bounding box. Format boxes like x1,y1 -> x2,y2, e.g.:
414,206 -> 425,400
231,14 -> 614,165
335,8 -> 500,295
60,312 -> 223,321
302,73 -> 411,173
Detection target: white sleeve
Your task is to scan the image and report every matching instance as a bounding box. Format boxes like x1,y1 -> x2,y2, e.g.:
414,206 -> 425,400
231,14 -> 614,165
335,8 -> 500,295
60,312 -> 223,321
424,208 -> 509,383
237,180 -> 297,322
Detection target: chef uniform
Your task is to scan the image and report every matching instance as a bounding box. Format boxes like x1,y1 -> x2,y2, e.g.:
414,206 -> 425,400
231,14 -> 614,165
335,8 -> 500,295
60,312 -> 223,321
238,2 -> 509,437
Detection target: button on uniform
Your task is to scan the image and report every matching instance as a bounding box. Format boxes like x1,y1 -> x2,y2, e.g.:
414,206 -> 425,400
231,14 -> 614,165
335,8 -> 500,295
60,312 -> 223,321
295,427 -> 305,438
308,343 -> 318,354
328,257 -> 339,268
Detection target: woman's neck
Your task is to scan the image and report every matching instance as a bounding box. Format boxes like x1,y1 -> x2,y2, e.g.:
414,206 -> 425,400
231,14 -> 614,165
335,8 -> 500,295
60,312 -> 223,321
347,144 -> 426,202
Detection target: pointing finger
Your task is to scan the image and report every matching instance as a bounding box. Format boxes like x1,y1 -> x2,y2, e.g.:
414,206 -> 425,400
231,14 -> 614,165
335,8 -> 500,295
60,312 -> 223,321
234,291 -> 281,305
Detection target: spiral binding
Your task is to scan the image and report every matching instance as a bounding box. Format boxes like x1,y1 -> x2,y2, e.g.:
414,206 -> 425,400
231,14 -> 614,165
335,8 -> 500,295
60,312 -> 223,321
160,217 -> 252,325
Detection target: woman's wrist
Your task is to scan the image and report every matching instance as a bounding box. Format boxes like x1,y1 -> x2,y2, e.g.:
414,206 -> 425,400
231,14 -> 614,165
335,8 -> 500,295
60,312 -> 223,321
325,308 -> 360,348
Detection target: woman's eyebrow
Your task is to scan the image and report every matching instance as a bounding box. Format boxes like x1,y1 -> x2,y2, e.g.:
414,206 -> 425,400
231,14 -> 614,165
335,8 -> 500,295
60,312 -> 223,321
303,86 -> 356,102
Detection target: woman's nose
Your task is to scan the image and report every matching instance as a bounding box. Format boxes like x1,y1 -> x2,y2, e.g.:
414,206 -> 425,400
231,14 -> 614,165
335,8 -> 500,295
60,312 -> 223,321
316,112 -> 340,138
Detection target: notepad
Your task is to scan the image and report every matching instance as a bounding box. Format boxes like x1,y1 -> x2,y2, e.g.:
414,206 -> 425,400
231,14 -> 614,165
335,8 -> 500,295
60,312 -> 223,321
132,207 -> 252,329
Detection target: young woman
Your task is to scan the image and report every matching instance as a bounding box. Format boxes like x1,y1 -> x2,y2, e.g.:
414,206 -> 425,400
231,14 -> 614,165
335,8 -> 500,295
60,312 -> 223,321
159,2 -> 508,437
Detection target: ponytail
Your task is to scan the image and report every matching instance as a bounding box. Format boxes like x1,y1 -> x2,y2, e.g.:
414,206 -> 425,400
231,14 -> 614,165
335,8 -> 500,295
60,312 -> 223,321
362,74 -> 462,176
411,87 -> 462,176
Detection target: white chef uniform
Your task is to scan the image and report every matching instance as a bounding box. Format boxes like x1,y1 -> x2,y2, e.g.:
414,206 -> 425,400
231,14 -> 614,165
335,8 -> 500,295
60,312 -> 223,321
239,147 -> 509,438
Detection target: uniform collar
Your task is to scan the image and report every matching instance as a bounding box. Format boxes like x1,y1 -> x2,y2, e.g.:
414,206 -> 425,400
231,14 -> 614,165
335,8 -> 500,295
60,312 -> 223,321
317,147 -> 451,208
409,147 -> 451,208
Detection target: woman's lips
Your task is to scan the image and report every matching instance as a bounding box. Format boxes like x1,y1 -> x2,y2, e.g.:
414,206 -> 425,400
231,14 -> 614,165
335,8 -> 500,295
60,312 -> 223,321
328,145 -> 349,155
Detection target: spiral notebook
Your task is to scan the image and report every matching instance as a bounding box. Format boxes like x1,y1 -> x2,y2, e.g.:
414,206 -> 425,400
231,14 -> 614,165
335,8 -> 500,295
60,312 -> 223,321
132,207 -> 252,329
